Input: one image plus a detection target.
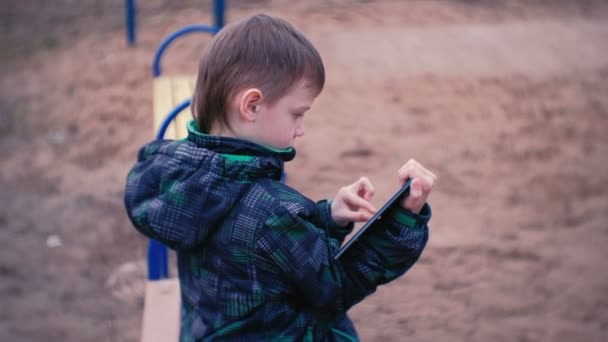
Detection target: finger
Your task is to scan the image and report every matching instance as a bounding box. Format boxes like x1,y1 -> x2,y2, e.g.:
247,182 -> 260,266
414,163 -> 438,185
398,159 -> 416,175
402,195 -> 424,214
354,211 -> 374,222
398,160 -> 428,180
403,177 -> 422,200
402,178 -> 423,203
398,165 -> 427,184
399,159 -> 438,184
344,191 -> 377,214
356,177 -> 375,201
399,167 -> 436,194
339,211 -> 373,223
402,178 -> 426,213
410,178 -> 423,198
409,159 -> 439,183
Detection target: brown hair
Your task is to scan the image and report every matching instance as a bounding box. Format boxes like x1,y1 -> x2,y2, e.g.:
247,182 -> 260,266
191,14 -> 325,133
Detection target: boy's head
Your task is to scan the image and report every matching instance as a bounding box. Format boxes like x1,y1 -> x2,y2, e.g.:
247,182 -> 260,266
192,14 -> 325,149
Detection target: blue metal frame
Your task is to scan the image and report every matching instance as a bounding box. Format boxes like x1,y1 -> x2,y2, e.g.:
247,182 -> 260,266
147,1 -> 226,280
155,99 -> 192,141
147,240 -> 169,280
152,0 -> 226,77
213,0 -> 225,29
147,99 -> 191,280
125,0 -> 225,47
125,0 -> 136,45
152,25 -> 219,77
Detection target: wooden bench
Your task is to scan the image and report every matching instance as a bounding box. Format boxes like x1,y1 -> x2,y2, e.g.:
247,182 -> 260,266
141,75 -> 194,342
153,76 -> 196,140
141,76 -> 194,342
141,4 -> 225,340
140,278 -> 181,342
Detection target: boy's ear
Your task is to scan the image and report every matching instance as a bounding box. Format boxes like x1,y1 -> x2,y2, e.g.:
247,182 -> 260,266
239,88 -> 263,122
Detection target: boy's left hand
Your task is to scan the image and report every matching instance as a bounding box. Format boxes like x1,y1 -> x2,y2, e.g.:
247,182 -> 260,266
398,159 -> 437,214
331,177 -> 377,227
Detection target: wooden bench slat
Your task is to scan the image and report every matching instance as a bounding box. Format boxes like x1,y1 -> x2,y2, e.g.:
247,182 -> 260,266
146,76 -> 196,342
171,77 -> 195,140
140,279 -> 181,342
153,77 -> 177,140
153,76 -> 196,140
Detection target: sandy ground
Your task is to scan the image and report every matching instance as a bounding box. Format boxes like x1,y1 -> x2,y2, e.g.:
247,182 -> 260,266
1,1 -> 607,341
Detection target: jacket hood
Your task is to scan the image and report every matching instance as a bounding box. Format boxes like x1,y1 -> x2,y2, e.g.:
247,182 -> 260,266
124,121 -> 295,250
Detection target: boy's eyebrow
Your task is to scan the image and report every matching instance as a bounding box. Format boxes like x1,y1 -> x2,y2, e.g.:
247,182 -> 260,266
293,105 -> 311,112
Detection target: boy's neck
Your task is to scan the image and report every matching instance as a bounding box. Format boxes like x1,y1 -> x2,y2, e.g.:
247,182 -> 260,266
209,124 -> 238,139
209,121 -> 261,147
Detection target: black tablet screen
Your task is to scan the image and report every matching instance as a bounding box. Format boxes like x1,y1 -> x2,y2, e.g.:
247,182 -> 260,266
333,178 -> 412,260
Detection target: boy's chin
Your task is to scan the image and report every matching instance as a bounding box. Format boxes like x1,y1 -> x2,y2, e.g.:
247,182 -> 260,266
255,141 -> 291,150
272,144 -> 293,150
265,140 -> 294,150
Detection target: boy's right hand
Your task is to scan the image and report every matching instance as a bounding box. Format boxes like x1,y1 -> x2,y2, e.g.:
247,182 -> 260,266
331,177 -> 377,227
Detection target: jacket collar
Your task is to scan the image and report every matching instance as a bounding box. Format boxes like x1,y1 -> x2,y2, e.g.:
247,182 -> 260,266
185,121 -> 295,180
186,121 -> 296,161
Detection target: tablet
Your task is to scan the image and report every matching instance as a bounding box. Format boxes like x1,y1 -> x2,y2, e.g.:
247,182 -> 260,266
333,178 -> 412,260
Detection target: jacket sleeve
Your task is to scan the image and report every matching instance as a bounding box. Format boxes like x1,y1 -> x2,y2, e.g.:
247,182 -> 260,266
254,202 -> 431,313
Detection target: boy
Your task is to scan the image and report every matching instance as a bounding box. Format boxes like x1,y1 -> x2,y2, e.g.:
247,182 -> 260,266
125,14 -> 436,341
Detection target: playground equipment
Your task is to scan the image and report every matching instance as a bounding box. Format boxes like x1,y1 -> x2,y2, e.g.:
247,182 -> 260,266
125,0 -> 136,45
124,0 -> 225,46
140,2 -> 225,341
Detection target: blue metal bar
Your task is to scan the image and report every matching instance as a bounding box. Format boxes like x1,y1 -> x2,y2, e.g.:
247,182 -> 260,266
152,25 -> 219,77
147,98 -> 191,280
155,99 -> 192,140
125,0 -> 136,45
148,240 -> 169,280
147,0 -> 226,279
214,0 -> 226,29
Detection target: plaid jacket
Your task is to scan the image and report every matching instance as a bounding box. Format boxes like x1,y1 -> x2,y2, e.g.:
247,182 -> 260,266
124,121 -> 431,341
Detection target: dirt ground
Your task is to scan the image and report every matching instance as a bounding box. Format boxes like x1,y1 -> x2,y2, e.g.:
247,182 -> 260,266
1,0 -> 607,341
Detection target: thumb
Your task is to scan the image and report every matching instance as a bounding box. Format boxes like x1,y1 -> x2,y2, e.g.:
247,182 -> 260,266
411,178 -> 423,198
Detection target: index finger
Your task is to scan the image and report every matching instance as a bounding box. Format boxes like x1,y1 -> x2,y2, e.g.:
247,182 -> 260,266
344,191 -> 377,214
356,177 -> 375,201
